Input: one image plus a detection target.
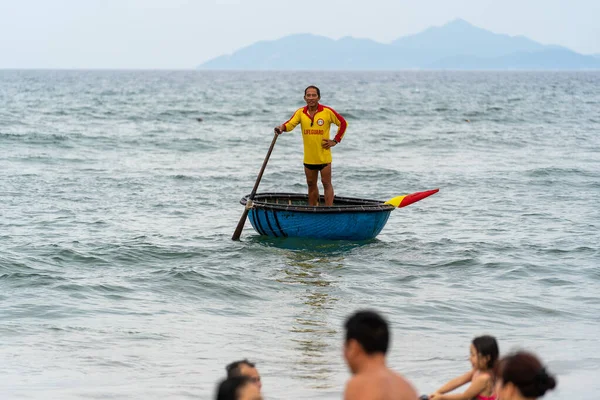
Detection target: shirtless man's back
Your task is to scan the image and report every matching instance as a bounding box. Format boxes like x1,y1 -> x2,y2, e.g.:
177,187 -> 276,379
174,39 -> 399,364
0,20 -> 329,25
343,310 -> 418,400
345,365 -> 417,400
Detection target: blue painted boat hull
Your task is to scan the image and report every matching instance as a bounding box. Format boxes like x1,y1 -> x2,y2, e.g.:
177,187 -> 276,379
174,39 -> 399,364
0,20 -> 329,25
241,193 -> 395,241
248,208 -> 392,240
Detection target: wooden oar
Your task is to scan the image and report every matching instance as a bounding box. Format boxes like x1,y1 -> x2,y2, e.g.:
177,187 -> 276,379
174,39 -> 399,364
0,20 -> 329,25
232,132 -> 279,241
384,188 -> 439,208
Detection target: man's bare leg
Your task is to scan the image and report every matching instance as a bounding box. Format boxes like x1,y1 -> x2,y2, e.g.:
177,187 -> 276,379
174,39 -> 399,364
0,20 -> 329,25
304,166 -> 320,206
321,164 -> 334,206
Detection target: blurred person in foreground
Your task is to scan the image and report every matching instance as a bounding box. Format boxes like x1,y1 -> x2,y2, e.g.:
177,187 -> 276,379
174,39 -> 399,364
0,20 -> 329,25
495,351 -> 556,400
343,310 -> 418,400
215,376 -> 262,400
226,359 -> 262,390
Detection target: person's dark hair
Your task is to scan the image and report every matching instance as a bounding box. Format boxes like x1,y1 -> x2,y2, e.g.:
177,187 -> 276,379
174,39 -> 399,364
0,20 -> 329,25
216,376 -> 252,400
472,335 -> 499,369
344,310 -> 389,355
304,85 -> 320,97
496,352 -> 557,398
225,359 -> 255,378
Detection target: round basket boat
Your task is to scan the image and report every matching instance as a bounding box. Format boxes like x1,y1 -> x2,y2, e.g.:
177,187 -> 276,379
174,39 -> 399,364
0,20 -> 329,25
240,192 -> 396,241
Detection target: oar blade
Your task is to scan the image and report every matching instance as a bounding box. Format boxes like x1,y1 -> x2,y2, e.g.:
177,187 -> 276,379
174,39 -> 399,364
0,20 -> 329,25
385,188 -> 439,208
232,208 -> 250,241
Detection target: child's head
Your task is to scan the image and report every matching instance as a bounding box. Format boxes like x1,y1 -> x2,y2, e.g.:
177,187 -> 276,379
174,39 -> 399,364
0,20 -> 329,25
470,335 -> 499,371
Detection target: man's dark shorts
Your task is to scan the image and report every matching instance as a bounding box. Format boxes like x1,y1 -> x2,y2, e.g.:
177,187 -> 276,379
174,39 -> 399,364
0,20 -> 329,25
304,163 -> 330,171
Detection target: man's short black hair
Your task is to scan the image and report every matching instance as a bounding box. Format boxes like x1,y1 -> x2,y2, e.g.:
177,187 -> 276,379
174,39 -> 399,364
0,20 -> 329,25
225,359 -> 256,378
344,310 -> 389,355
304,85 -> 320,97
216,376 -> 252,400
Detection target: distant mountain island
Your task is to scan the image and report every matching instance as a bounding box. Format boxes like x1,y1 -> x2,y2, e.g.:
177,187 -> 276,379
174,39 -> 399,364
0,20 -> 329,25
198,19 -> 600,70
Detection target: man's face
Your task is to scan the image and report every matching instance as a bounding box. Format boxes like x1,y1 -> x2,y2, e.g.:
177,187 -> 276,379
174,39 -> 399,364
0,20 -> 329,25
239,364 -> 262,390
304,88 -> 320,107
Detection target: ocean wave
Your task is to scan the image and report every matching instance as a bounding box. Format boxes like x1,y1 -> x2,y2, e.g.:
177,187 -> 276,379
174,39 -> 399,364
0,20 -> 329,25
342,107 -> 398,120
526,167 -> 597,178
170,174 -> 196,181
49,248 -> 111,265
53,282 -> 136,299
0,271 -> 67,288
144,267 -> 263,302
0,132 -> 72,146
156,109 -> 202,118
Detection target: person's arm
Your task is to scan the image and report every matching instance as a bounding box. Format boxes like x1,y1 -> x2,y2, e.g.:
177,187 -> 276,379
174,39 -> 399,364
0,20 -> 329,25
431,374 -> 488,400
431,371 -> 473,396
275,109 -> 301,134
327,106 -> 347,143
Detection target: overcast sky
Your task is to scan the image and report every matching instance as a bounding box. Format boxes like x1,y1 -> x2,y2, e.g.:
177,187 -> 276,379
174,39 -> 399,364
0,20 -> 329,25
0,0 -> 598,69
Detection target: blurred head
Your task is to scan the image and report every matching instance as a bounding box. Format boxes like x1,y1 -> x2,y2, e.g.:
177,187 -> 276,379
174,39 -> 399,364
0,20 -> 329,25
304,85 -> 321,107
495,352 -> 557,399
343,310 -> 389,373
226,360 -> 261,390
216,376 -> 262,400
470,335 -> 499,371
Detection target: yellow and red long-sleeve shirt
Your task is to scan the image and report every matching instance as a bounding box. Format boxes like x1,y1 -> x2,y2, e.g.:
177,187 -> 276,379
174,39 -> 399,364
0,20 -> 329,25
282,104 -> 348,165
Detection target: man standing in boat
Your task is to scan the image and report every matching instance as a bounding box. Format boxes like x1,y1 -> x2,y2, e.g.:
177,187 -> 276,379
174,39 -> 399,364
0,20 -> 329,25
274,86 -> 348,206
